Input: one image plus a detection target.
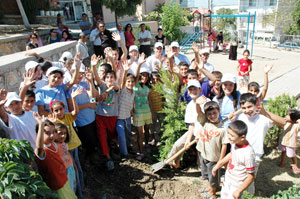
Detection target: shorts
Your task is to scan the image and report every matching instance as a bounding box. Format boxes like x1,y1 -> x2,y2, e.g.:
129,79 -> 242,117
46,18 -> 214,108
133,112 -> 152,127
200,155 -> 219,188
56,181 -> 77,199
278,144 -> 296,158
237,75 -> 250,85
221,182 -> 239,199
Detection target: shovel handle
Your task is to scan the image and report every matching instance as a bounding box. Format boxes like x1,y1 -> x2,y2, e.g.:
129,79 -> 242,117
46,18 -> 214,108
165,139 -> 197,164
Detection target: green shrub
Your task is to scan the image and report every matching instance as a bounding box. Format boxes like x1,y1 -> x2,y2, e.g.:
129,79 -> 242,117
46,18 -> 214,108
264,94 -> 296,149
152,70 -> 187,160
0,138 -> 57,199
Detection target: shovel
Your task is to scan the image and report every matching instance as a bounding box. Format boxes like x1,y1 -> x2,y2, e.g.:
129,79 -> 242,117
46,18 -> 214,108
152,139 -> 197,173
151,109 -> 242,173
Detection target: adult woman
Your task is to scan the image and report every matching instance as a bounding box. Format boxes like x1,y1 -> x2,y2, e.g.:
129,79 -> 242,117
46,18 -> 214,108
60,30 -> 72,42
229,31 -> 238,60
26,33 -> 39,51
48,29 -> 60,44
124,23 -> 136,49
33,29 -> 43,47
154,28 -> 166,46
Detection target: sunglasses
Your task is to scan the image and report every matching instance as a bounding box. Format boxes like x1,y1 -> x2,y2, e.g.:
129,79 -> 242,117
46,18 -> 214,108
99,26 -> 105,28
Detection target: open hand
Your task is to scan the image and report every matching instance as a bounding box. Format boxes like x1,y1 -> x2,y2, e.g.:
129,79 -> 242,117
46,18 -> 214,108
74,53 -> 82,68
71,88 -> 83,98
122,59 -> 130,71
264,64 -> 273,73
196,95 -> 207,105
33,112 -> 45,124
23,68 -> 38,87
112,32 -> 121,42
91,54 -> 101,67
192,42 -> 199,53
138,53 -> 146,65
0,89 -> 7,107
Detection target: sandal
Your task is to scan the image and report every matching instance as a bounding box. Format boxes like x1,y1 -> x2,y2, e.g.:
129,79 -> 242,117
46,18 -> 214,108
136,153 -> 144,161
200,191 -> 216,199
291,164 -> 300,174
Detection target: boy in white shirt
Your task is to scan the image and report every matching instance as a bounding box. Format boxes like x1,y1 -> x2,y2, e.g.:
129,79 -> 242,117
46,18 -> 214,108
213,120 -> 255,199
0,90 -> 37,149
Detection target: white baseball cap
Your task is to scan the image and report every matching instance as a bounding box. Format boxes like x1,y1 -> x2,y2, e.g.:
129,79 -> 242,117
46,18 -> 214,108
201,48 -> 210,55
221,73 -> 236,84
129,45 -> 139,52
170,41 -> 179,48
71,62 -> 86,72
59,51 -> 73,62
46,66 -> 65,76
154,42 -> 163,48
140,64 -> 151,74
25,61 -> 39,72
187,80 -> 201,89
4,92 -> 22,107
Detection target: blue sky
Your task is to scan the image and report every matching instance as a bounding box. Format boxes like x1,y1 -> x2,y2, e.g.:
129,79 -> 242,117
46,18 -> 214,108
194,0 -> 238,7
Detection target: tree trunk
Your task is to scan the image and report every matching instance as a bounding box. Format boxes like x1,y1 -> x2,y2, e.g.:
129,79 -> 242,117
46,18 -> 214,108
115,13 -> 118,28
16,0 -> 31,29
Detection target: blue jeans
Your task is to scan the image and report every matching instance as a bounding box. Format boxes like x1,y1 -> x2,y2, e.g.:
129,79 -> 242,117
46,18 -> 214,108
116,118 -> 131,156
70,148 -> 84,198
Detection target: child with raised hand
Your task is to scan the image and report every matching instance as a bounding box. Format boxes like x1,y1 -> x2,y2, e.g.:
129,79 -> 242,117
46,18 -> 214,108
278,109 -> 300,174
247,64 -> 273,106
116,58 -> 142,160
237,49 -> 252,88
212,120 -> 255,199
35,53 -> 81,116
22,90 -> 36,111
196,101 -> 228,199
34,112 -> 77,199
48,87 -> 84,198
55,123 -> 77,193
91,54 -> 120,170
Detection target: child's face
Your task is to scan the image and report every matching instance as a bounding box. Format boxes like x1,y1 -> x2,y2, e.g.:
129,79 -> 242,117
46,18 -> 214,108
227,128 -> 243,145
105,73 -> 116,86
248,86 -> 259,97
43,125 -> 56,145
6,101 -> 23,115
241,101 -> 257,118
187,74 -> 198,81
188,86 -> 201,99
129,50 -> 138,59
110,50 -> 119,63
179,66 -> 188,77
140,72 -> 149,84
98,67 -> 106,80
51,103 -> 65,120
205,108 -> 220,124
222,82 -> 235,96
201,53 -> 209,63
152,75 -> 160,84
23,96 -> 35,111
48,72 -> 62,87
243,52 -> 249,60
56,127 -> 67,143
125,77 -> 135,90
214,78 -> 221,89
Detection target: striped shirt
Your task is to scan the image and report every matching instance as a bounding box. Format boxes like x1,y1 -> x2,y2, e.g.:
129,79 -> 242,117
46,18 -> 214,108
149,89 -> 163,113
281,122 -> 299,148
118,88 -> 135,119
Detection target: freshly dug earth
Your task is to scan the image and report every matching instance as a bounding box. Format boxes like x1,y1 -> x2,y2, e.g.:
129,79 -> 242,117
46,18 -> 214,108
81,147 -> 299,199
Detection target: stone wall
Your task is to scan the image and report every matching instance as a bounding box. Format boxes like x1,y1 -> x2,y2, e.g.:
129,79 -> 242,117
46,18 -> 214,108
0,41 -> 77,92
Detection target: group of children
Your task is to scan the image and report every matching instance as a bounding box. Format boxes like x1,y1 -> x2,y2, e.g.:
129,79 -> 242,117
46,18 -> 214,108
0,38 -> 299,199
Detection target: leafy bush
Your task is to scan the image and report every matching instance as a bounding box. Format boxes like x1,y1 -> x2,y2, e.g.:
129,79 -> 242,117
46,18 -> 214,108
264,94 -> 296,149
0,138 -> 57,199
152,70 -> 187,160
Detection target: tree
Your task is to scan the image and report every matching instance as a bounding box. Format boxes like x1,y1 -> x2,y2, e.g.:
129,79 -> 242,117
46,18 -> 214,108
160,1 -> 185,42
102,0 -> 143,27
214,8 -> 236,31
291,0 -> 300,33
16,0 -> 31,29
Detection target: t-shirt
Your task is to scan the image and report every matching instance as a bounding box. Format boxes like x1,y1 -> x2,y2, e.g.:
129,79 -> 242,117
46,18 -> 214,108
196,121 -> 228,162
225,142 -> 255,186
128,61 -> 138,77
146,55 -> 161,72
35,84 -> 70,113
238,58 -> 253,76
79,20 -> 91,35
0,111 -> 37,149
133,83 -> 151,115
35,143 -> 68,190
118,88 -> 135,119
185,100 -> 198,125
155,35 -> 166,44
56,113 -> 82,150
200,81 -> 213,98
138,30 -> 152,45
68,81 -> 96,127
213,92 -> 240,127
280,123 -> 300,148
174,54 -> 191,66
149,88 -> 163,112
237,113 -> 273,158
96,83 -> 119,116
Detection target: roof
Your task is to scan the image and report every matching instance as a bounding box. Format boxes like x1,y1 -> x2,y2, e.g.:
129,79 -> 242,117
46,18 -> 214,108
191,7 -> 213,15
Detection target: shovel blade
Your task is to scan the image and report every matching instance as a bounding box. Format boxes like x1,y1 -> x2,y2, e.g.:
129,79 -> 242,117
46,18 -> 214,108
151,161 -> 166,173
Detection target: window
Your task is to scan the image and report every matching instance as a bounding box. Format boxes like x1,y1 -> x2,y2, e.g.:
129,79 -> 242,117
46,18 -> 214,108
249,0 -> 256,6
270,0 -> 277,6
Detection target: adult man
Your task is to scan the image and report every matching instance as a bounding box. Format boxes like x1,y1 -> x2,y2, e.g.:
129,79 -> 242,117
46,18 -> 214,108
76,32 -> 90,67
79,13 -> 91,35
138,23 -> 152,57
170,41 -> 190,66
90,22 -> 102,57
115,23 -> 126,59
98,22 -> 116,58
146,42 -> 163,72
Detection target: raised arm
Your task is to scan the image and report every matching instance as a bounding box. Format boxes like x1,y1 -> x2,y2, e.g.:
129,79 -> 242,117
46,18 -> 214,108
135,53 -> 146,85
85,68 -> 98,98
259,102 -> 286,128
0,89 -> 8,124
91,54 -> 102,86
191,42 -> 200,65
70,88 -> 82,117
112,32 -> 128,61
33,112 -> 45,158
260,64 -> 273,101
122,59 -> 130,89
66,53 -> 80,91
19,68 -> 38,101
